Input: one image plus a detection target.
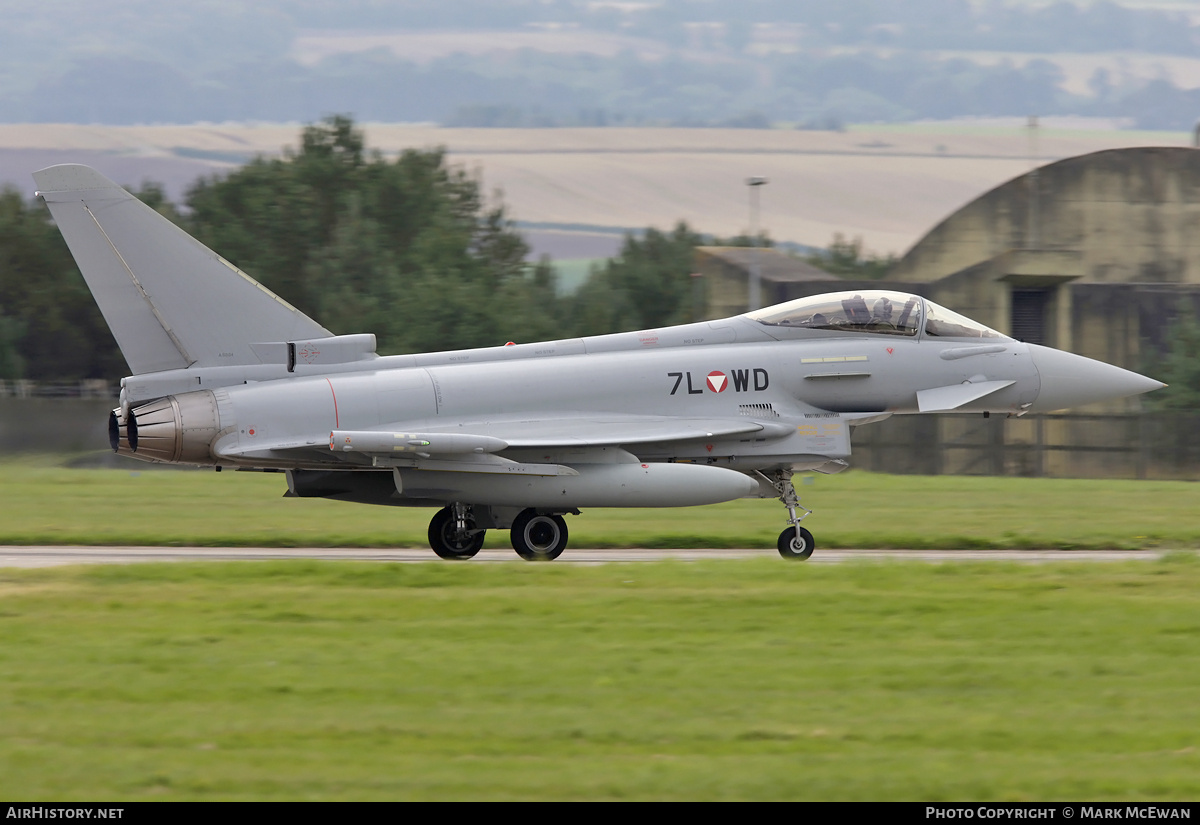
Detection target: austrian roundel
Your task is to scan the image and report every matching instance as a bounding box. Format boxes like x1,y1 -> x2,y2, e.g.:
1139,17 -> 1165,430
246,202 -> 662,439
706,371 -> 728,392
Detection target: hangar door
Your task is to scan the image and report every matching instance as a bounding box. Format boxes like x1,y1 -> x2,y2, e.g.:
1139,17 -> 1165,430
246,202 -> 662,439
1010,288 -> 1051,344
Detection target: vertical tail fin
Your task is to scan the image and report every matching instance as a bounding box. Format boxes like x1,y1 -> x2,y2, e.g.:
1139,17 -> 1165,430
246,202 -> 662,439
34,164 -> 331,375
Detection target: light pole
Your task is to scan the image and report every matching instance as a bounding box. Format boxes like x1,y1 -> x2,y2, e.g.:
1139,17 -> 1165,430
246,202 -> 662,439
1026,114 -> 1039,249
746,176 -> 768,310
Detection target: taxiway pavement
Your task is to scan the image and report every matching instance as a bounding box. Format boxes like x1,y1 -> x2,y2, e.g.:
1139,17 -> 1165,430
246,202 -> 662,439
0,546 -> 1171,568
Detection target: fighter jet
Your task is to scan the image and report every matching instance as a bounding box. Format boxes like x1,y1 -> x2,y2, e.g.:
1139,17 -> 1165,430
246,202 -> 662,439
33,164 -> 1165,560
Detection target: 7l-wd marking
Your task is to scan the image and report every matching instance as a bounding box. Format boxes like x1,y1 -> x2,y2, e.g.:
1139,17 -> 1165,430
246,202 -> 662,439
668,369 -> 770,395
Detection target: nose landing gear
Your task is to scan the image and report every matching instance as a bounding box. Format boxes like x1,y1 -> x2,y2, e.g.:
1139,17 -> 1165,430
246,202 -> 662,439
760,470 -> 815,560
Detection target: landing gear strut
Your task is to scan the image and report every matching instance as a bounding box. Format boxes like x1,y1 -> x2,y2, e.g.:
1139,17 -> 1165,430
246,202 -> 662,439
428,503 -> 485,560
760,470 -> 815,560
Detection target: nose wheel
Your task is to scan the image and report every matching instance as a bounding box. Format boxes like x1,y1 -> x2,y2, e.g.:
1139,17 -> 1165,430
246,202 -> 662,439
759,470 -> 816,561
778,525 -> 815,560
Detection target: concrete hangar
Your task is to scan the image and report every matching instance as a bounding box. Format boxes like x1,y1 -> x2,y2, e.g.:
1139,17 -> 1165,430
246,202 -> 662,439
694,147 -> 1200,477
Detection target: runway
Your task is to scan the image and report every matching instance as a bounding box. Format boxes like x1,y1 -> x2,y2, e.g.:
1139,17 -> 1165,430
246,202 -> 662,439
0,546 -> 1172,568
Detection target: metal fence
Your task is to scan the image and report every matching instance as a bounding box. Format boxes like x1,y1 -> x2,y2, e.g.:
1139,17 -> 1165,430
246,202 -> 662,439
851,412 -> 1200,480
0,380 -> 116,399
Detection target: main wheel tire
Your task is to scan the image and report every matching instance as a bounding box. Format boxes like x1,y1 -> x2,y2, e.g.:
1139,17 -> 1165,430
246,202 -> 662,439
777,526 -> 815,560
511,509 -> 568,561
428,506 -> 485,560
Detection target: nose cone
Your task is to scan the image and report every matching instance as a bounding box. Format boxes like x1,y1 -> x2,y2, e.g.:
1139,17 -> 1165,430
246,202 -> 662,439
1027,344 -> 1166,412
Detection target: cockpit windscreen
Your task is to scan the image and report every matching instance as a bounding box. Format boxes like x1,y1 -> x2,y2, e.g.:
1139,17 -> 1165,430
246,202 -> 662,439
746,290 -> 921,336
922,302 -> 1003,338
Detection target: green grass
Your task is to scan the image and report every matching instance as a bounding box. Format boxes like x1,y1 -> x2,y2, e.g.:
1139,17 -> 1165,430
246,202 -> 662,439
1,557 -> 1198,800
1,458 -> 1197,550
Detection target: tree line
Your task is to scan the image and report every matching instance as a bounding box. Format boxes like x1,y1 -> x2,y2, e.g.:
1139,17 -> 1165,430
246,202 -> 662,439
0,118 -> 770,383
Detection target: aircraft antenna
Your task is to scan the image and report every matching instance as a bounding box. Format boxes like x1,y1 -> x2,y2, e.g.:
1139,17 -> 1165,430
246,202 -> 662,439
746,176 -> 768,310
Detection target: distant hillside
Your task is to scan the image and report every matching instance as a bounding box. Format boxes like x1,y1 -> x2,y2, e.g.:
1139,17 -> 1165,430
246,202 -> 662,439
1,121 -> 1189,256
4,1 -> 1200,127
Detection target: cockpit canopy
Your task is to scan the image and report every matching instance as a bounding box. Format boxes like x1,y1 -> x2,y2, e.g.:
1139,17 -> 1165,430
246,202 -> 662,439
745,290 -> 1004,339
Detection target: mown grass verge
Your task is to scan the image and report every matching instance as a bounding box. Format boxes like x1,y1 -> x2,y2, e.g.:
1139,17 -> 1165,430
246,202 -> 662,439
1,557 -> 1198,800
1,458 -> 1197,550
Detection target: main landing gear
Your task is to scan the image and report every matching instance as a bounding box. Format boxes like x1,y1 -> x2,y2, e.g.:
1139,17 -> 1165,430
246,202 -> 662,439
760,470 -> 816,560
427,503 -> 485,560
510,510 -> 569,561
426,505 -> 570,561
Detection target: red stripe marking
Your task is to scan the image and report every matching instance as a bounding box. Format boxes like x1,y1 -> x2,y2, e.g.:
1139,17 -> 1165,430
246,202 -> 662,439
326,378 -> 340,428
